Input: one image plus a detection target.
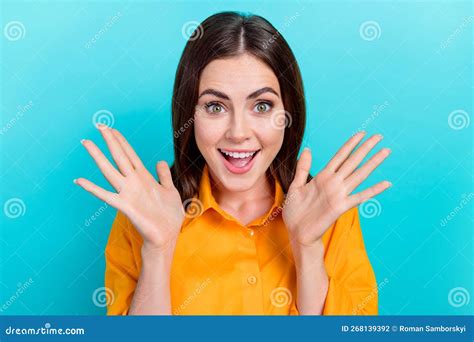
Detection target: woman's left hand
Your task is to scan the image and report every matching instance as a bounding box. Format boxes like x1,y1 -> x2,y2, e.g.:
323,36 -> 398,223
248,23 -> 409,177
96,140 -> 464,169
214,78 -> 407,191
282,131 -> 392,249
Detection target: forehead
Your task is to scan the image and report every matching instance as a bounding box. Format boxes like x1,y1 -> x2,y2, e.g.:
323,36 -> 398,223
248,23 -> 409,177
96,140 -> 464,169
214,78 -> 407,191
198,54 -> 281,97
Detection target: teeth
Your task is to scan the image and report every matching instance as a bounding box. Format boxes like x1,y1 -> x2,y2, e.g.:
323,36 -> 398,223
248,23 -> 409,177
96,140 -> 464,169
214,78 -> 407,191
220,150 -> 257,159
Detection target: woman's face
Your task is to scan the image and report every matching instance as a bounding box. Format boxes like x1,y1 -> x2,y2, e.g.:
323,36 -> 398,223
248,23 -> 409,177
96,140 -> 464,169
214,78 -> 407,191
194,53 -> 286,193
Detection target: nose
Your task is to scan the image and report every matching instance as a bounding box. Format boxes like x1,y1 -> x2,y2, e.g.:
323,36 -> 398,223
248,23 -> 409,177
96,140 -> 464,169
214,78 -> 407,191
225,111 -> 252,143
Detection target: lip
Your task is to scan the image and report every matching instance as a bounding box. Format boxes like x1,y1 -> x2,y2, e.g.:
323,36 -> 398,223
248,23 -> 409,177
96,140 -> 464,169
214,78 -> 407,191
219,148 -> 259,153
218,148 -> 260,175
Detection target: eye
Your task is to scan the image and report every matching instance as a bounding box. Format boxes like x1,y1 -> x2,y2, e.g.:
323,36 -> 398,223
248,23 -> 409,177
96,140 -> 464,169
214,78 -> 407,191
205,102 -> 225,114
254,101 -> 273,113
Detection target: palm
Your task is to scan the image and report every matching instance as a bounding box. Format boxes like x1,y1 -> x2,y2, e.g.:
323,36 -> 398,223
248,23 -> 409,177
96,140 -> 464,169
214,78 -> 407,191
75,124 -> 185,249
283,132 -> 392,247
116,168 -> 184,247
284,175 -> 343,245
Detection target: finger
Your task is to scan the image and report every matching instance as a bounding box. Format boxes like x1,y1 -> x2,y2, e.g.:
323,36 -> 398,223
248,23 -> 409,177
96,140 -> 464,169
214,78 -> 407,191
326,131 -> 366,172
346,148 -> 391,192
156,161 -> 174,189
81,139 -> 123,191
97,124 -> 133,176
290,147 -> 312,189
111,129 -> 144,169
337,134 -> 383,178
74,178 -> 121,209
348,180 -> 392,207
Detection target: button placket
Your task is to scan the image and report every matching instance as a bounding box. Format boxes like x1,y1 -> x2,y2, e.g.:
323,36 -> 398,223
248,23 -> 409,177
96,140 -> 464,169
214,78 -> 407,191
236,222 -> 264,313
247,275 -> 257,285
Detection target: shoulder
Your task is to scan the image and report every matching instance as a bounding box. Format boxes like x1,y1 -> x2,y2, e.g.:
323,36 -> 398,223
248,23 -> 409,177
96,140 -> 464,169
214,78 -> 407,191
321,207 -> 364,268
322,207 -> 360,246
106,211 -> 143,251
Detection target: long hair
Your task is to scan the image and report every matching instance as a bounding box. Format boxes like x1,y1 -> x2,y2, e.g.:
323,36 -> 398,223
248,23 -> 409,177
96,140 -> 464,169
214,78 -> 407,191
171,11 -> 307,201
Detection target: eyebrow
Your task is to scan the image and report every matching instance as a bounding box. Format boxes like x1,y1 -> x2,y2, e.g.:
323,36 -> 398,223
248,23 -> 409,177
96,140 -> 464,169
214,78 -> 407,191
198,87 -> 279,100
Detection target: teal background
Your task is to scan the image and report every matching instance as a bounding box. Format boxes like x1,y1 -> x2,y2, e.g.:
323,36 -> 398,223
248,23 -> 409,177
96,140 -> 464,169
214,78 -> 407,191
0,0 -> 472,315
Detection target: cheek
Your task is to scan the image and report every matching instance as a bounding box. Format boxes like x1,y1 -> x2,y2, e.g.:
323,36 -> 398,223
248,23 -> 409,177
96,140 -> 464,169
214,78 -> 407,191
194,116 -> 224,153
253,105 -> 287,146
257,121 -> 285,151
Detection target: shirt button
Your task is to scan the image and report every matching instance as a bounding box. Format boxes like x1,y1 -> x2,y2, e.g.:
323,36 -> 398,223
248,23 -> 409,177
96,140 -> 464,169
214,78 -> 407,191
248,229 -> 255,236
247,275 -> 257,285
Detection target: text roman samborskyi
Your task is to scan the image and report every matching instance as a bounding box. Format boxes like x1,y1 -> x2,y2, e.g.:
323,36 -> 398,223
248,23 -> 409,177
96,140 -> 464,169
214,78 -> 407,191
399,325 -> 466,333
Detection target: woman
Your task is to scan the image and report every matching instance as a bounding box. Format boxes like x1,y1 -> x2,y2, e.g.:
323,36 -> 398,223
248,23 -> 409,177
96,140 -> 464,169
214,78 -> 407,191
75,12 -> 391,315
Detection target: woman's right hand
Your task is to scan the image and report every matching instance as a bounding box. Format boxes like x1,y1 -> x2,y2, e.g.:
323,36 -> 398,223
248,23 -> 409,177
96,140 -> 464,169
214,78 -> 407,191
74,124 -> 185,252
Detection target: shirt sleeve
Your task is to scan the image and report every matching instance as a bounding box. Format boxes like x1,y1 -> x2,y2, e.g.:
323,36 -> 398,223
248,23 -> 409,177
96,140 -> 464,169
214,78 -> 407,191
104,211 -> 140,315
322,207 -> 378,315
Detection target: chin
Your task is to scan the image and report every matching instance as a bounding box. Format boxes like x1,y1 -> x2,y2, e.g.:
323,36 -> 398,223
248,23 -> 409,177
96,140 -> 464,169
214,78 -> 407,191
212,164 -> 258,191
205,156 -> 257,191
220,173 -> 259,192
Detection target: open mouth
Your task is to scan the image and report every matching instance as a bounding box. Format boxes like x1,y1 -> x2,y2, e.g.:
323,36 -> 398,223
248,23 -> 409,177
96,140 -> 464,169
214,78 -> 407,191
218,148 -> 261,174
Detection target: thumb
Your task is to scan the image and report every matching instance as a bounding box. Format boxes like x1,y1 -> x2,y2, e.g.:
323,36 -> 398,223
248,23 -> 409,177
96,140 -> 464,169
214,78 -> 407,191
291,147 -> 312,189
156,161 -> 173,189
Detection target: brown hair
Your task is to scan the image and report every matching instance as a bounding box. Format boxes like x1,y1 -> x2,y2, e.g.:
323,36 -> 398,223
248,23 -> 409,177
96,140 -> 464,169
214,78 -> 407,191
170,11 -> 308,201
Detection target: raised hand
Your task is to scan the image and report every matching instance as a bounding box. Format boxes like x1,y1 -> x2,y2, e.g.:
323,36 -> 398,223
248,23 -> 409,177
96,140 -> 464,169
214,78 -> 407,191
74,124 -> 185,251
282,132 -> 391,248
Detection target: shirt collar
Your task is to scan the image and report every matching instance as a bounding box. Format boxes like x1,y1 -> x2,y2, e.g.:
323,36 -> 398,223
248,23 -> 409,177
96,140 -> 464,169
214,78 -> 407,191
189,164 -> 285,227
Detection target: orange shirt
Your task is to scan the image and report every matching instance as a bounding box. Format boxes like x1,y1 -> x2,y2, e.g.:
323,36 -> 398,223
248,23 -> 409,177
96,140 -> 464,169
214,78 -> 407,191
105,165 -> 378,315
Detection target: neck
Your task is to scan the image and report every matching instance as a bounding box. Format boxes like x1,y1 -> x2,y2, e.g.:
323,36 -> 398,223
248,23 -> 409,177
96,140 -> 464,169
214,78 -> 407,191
210,171 -> 274,212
